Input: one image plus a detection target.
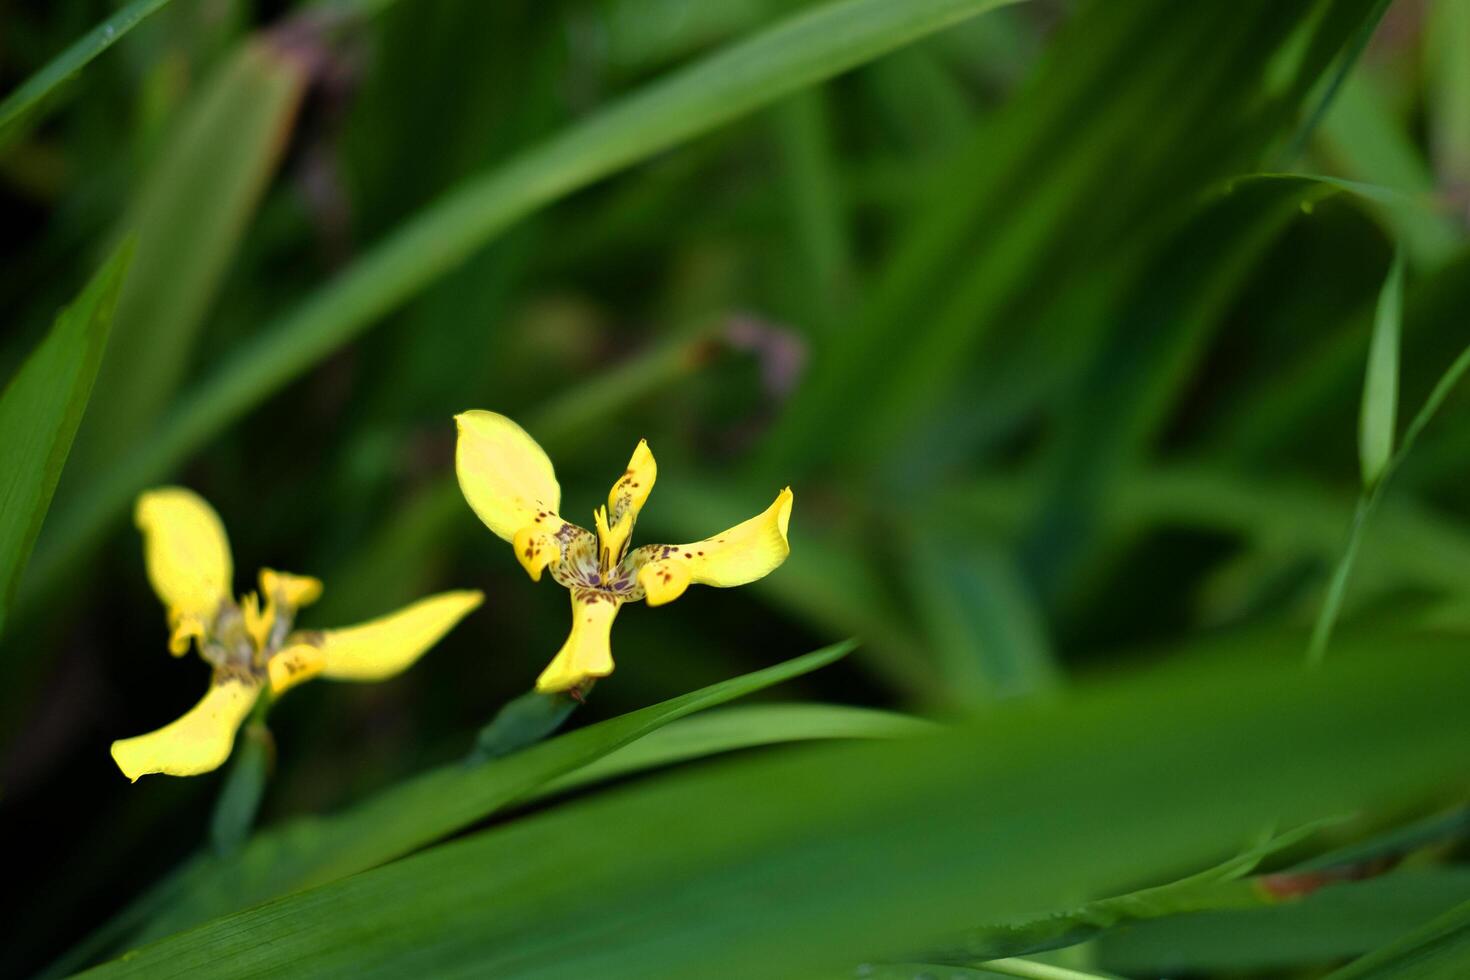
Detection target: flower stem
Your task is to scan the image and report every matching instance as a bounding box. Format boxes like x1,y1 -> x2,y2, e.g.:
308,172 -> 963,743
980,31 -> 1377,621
465,687 -> 584,765
208,695 -> 274,856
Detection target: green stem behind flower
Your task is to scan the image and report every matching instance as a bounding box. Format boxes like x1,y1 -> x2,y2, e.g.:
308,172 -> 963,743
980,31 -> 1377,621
208,696 -> 274,856
465,687 -> 584,765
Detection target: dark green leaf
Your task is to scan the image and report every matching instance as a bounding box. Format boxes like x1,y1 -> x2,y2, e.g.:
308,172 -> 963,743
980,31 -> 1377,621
88,633 -> 1470,978
0,242 -> 132,636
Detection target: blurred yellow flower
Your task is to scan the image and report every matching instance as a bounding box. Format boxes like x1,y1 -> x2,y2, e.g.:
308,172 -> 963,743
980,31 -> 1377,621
454,410 -> 792,694
111,488 -> 483,781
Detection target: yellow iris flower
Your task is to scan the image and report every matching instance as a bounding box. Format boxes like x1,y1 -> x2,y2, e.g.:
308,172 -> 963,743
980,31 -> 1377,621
111,488 -> 483,781
454,410 -> 792,694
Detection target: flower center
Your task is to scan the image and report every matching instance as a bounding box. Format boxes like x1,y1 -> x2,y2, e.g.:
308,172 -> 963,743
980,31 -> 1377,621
548,531 -> 647,601
198,593 -> 299,679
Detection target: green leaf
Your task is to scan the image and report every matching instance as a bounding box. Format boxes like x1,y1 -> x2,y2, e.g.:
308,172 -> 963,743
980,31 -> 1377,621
915,820 -> 1334,963
765,0 -> 1386,474
65,38 -> 309,480
530,703 -> 933,803
0,0 -> 175,149
1326,895 -> 1470,979
906,527 -> 1056,705
130,642 -> 853,943
0,242 -> 132,636
89,633 -> 1470,978
1359,249 -> 1404,489
22,0 -> 1023,616
1098,871 -> 1470,975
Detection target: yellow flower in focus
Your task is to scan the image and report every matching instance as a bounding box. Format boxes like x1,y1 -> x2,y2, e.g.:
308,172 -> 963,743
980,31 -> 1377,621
454,411 -> 792,694
111,488 -> 483,781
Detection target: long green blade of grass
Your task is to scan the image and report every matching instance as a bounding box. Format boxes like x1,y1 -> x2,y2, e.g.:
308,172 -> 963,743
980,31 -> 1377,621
1357,249 -> 1403,488
1099,871 -> 1470,975
129,642 -> 852,944
530,702 -> 933,803
0,0 -> 175,149
82,632 -> 1470,978
0,242 -> 132,636
20,0 -> 1023,618
1324,895 -> 1470,979
65,38 -> 309,480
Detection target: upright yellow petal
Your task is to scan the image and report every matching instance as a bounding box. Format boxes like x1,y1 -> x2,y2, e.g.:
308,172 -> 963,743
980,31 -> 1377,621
594,439 -> 657,572
607,439 -> 656,524
536,591 -> 620,693
135,488 -> 234,653
110,677 -> 259,780
311,590 -> 483,681
633,487 -> 793,603
455,411 -> 562,542
260,568 -> 323,610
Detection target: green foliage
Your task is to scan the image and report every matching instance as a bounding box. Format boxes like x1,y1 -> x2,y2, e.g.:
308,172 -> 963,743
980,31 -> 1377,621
0,242 -> 131,635
1359,249 -> 1404,488
6,0 -> 1470,976
80,640 -> 1470,977
0,0 -> 174,148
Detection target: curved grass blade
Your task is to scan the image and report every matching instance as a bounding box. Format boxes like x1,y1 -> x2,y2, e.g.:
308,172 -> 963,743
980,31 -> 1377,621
0,242 -> 132,636
66,38 -> 309,480
1099,872 -> 1470,975
530,702 -> 933,803
1308,248 -> 1470,664
130,642 -> 853,943
85,634 -> 1470,978
0,0 -> 175,149
1326,895 -> 1470,979
912,820 -> 1334,963
1359,248 -> 1404,489
21,0 -> 1023,616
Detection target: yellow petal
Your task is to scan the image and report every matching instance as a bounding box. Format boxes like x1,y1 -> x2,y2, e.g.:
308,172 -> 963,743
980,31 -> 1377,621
260,568 -> 323,610
513,525 -> 562,581
632,487 -> 793,602
268,643 -> 326,696
455,411 -> 562,542
594,439 -> 657,571
135,488 -> 233,654
313,590 -> 484,681
637,558 -> 691,607
240,591 -> 271,654
607,439 -> 656,524
536,591 -> 620,693
110,677 -> 259,781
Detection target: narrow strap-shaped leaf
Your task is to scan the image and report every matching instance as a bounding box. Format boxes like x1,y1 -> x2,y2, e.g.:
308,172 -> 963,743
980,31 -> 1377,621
21,0 -> 1023,617
1325,896 -> 1470,979
0,241 -> 132,636
81,637 -> 1470,978
129,642 -> 853,943
0,0 -> 175,149
1359,248 -> 1404,489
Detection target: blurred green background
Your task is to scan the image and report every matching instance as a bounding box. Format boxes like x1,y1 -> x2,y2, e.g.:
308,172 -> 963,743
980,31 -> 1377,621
4,0 -> 1470,976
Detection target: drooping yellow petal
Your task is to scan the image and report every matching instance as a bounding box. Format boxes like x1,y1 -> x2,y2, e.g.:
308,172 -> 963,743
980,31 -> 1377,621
513,525 -> 562,581
311,590 -> 484,681
455,410 -> 562,542
268,643 -> 326,696
637,558 -> 692,607
536,591 -> 620,693
633,487 -> 793,602
135,488 -> 234,654
110,677 -> 259,781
